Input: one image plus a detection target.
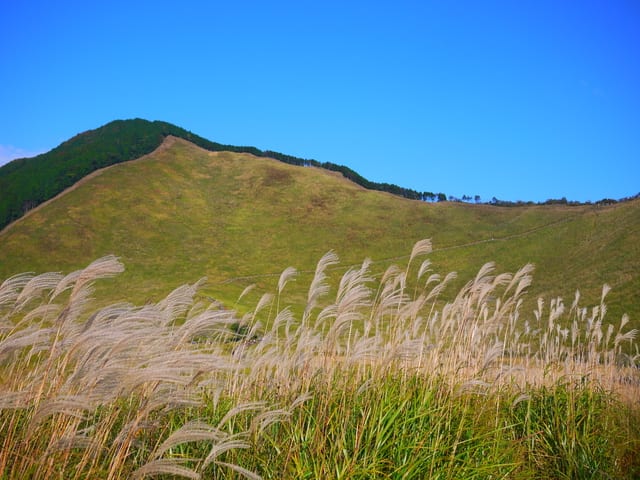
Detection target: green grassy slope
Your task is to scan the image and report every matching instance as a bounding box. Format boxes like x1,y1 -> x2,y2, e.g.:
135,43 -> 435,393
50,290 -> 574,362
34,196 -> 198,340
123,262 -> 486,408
0,118 -> 426,231
1,137 -> 638,326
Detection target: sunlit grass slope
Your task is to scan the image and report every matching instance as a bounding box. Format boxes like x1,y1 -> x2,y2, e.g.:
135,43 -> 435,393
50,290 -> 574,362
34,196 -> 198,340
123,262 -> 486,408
0,136 -> 638,325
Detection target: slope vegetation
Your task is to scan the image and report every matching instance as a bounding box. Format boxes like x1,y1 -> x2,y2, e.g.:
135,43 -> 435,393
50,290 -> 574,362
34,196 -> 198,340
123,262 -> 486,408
1,136 -> 638,327
0,118 -> 425,231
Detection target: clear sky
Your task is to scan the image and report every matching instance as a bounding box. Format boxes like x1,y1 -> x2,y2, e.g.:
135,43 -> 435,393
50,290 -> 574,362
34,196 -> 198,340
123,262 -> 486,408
1,0 -> 639,203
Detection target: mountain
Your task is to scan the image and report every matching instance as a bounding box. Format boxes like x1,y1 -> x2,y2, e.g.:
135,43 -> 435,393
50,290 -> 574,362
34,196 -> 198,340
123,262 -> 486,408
1,128 -> 638,327
0,119 -> 429,232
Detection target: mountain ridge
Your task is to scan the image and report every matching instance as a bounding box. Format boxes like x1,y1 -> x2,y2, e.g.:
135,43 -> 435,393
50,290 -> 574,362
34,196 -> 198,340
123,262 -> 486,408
3,118 -> 635,233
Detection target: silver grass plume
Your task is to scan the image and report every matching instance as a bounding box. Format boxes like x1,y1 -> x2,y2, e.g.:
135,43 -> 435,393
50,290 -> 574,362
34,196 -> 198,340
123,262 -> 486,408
0,272 -> 34,309
30,394 -> 94,428
14,272 -> 63,312
510,264 -> 535,299
0,326 -> 54,361
277,266 -> 297,294
237,284 -> 256,304
417,259 -> 432,281
216,402 -> 266,430
21,304 -> 63,326
50,270 -> 82,301
250,407 -> 291,436
174,308 -> 239,346
202,438 -> 252,470
251,293 -> 273,321
151,421 -> 224,459
157,279 -> 206,324
408,238 -> 432,266
305,250 -> 339,319
132,459 -> 201,480
69,255 -> 124,301
0,390 -> 30,409
56,256 -> 124,325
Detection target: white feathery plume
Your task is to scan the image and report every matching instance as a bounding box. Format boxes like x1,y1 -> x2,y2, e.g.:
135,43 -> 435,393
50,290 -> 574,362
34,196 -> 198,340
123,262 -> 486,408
0,326 -> 54,360
349,335 -> 382,361
0,272 -> 34,308
202,438 -> 251,469
480,341 -> 504,372
615,328 -> 638,347
306,250 -> 339,308
424,273 -> 441,287
425,272 -> 456,302
605,323 -> 614,347
216,402 -> 266,430
237,284 -> 256,303
290,391 -> 313,410
252,293 -> 273,320
619,313 -> 629,331
132,459 -> 201,480
408,238 -> 432,265
271,307 -> 294,333
157,282 -> 202,324
250,407 -> 291,435
570,290 -> 581,313
277,266 -> 297,294
314,304 -> 337,330
69,255 -> 124,300
473,262 -> 495,287
30,394 -> 93,427
21,304 -> 63,325
601,283 -> 612,304
175,309 -> 238,346
417,259 -> 432,281
152,421 -> 224,459
0,390 -> 30,409
511,393 -> 531,408
336,260 -> 372,310
50,270 -> 82,300
511,264 -> 534,299
14,272 -> 63,311
493,272 -> 513,289
372,281 -> 407,320
380,264 -> 402,286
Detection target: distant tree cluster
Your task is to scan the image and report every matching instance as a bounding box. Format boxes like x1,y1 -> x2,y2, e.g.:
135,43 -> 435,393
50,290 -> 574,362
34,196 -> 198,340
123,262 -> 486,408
441,193 -> 640,207
484,194 -> 640,207
2,118 -> 638,231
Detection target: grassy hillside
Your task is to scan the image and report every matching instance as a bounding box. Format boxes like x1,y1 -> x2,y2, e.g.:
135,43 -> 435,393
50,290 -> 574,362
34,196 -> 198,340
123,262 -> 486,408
1,136 -> 638,328
0,118 -> 427,232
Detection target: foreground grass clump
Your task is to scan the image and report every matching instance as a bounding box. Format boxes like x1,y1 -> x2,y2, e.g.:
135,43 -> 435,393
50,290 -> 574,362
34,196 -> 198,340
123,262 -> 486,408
242,376 -> 637,479
1,241 -> 639,479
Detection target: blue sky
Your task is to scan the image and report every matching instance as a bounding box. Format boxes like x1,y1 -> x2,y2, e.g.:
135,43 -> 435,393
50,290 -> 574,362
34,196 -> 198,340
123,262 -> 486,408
1,0 -> 638,203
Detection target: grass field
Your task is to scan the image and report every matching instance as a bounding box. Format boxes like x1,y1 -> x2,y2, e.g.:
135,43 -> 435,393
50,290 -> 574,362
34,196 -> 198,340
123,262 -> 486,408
0,137 -> 638,329
1,137 -> 639,476
1,244 -> 639,479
